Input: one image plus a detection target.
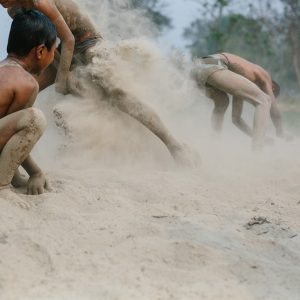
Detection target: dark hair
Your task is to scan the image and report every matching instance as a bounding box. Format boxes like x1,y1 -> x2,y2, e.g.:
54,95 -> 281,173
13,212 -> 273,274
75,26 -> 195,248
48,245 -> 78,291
7,9 -> 57,56
272,80 -> 280,98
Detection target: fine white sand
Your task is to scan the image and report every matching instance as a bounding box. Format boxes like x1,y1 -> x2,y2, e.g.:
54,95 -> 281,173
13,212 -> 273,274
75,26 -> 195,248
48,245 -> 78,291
0,85 -> 299,300
0,1 -> 299,298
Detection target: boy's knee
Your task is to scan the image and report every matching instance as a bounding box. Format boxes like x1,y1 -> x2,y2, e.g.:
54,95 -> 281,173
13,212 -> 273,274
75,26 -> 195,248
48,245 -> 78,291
27,108 -> 47,134
258,93 -> 271,108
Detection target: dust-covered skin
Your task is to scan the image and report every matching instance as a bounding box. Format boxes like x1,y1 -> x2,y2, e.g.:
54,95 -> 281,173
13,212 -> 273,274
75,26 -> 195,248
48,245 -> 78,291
3,0 -> 87,94
67,42 -> 199,167
206,69 -> 271,151
212,53 -> 286,140
4,0 -> 101,94
1,0 -> 196,166
192,53 -> 276,150
0,59 -> 49,193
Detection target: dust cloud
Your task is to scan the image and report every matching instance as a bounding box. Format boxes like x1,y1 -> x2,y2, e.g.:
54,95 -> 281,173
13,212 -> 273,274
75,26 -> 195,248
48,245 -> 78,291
1,1 -> 300,299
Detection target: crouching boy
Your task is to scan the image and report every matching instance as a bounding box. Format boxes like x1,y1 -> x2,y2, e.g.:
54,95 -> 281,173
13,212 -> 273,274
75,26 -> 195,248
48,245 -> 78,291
0,10 -> 56,194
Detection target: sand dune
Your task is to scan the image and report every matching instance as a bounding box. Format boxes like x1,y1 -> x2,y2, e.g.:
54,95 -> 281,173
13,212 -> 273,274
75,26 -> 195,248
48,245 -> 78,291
1,1 -> 300,298
0,86 -> 299,300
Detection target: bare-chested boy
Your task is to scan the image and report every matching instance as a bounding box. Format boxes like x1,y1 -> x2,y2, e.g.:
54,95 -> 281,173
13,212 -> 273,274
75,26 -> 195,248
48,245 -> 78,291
0,9 -> 56,194
194,53 -> 288,144
1,0 -> 194,165
192,53 -> 274,150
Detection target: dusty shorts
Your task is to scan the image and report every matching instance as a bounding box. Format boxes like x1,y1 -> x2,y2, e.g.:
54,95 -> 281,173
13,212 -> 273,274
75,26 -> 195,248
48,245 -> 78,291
56,35 -> 102,69
69,39 -> 148,102
191,55 -> 228,89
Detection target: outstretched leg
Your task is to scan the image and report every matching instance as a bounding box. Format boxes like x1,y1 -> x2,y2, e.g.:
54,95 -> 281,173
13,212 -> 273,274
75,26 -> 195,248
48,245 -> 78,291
205,85 -> 229,133
0,108 -> 47,187
207,70 -> 271,150
110,89 -> 197,166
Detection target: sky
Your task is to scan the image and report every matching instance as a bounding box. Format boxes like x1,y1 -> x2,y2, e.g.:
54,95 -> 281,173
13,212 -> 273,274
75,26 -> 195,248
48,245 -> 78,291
0,0 -> 283,59
0,7 -> 11,59
0,1 -> 200,59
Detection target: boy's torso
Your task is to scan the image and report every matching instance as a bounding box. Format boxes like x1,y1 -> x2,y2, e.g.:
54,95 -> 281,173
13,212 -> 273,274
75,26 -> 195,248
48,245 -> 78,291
0,60 -> 35,118
11,0 -> 101,42
218,53 -> 269,90
53,0 -> 101,42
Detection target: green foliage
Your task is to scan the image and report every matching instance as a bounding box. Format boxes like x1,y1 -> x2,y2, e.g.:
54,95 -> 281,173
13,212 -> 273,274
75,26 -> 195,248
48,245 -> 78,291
184,13 -> 271,58
184,0 -> 300,93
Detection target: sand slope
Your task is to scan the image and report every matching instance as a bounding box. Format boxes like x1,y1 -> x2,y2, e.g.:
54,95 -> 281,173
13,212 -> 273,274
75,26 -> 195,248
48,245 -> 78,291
0,89 -> 299,300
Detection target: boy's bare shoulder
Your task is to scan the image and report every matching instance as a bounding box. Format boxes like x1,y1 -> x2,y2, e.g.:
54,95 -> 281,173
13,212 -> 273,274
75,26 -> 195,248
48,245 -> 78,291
0,65 -> 38,95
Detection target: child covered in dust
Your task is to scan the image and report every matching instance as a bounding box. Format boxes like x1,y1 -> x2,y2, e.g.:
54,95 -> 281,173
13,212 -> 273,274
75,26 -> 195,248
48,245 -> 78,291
193,53 -> 290,144
2,0 -> 195,166
192,53 -> 274,151
0,10 -> 56,194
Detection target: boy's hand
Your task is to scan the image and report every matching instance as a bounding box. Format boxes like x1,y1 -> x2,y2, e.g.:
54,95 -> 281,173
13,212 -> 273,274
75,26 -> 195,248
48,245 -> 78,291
27,172 -> 50,195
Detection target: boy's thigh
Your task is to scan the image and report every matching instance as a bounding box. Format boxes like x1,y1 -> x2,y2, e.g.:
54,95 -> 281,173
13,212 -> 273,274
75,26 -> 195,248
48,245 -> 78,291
0,109 -> 34,150
205,84 -> 229,105
207,69 -> 262,101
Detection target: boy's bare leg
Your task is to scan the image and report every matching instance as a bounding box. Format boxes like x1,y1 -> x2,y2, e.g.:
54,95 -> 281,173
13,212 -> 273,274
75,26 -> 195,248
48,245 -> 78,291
231,96 -> 253,136
67,66 -> 199,166
206,85 -> 229,133
0,108 -> 47,188
11,169 -> 28,188
110,89 -> 195,165
207,70 -> 271,150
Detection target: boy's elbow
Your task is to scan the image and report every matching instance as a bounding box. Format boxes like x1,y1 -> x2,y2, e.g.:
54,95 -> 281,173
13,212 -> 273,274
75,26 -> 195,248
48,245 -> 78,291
61,34 -> 75,51
66,35 -> 75,48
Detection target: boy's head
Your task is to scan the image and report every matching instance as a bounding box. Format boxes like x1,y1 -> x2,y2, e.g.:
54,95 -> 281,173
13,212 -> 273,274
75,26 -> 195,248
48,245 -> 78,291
7,9 -> 57,74
272,80 -> 280,98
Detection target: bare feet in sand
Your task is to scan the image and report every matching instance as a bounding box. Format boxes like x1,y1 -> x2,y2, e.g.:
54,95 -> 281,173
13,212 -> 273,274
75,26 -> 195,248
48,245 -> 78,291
171,144 -> 201,168
11,171 -> 28,188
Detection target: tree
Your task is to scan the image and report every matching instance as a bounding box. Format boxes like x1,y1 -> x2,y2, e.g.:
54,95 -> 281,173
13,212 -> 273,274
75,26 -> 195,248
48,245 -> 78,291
280,0 -> 300,88
184,0 -> 300,92
184,12 -> 272,60
129,0 -> 171,31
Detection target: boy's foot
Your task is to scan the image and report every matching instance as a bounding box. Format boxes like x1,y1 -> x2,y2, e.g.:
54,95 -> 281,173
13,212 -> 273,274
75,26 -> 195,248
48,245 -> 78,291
11,173 -> 28,188
171,144 -> 201,168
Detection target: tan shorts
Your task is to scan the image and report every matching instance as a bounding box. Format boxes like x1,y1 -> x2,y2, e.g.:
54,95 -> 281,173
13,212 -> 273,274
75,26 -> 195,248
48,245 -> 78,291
191,56 -> 228,89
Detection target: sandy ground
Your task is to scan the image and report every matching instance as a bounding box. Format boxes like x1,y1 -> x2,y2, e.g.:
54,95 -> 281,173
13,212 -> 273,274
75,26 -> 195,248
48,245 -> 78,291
0,86 -> 300,300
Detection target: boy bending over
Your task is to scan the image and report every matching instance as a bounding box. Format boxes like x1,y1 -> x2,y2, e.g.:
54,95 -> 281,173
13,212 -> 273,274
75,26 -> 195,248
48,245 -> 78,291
2,0 -> 194,166
194,53 -> 289,143
0,10 -> 56,194
192,53 -> 273,151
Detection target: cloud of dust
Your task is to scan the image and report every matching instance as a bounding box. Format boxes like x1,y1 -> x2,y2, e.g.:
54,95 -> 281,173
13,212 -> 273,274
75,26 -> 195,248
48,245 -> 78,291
34,0 -> 299,173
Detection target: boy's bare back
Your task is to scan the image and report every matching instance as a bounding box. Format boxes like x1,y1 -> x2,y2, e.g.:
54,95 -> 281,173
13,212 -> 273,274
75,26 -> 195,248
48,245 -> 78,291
8,0 -> 100,40
0,60 -> 38,119
218,53 -> 271,90
52,0 -> 100,40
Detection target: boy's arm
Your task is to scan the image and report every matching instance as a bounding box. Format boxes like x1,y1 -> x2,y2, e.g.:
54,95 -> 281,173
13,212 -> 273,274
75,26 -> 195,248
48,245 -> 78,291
34,0 -> 75,95
22,155 -> 50,195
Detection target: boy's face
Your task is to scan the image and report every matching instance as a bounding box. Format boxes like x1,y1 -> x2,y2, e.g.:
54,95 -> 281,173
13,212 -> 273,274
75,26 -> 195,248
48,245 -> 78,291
33,43 -> 56,75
